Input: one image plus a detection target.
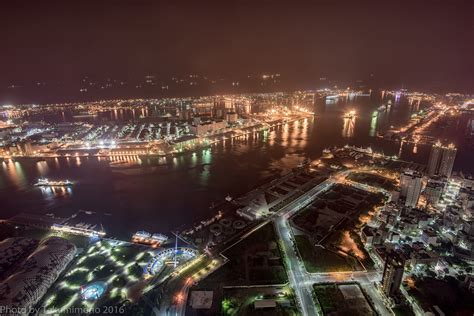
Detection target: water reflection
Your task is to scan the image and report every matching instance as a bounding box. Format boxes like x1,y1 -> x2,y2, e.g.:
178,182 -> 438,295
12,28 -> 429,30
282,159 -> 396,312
342,117 -> 355,138
369,111 -> 378,137
36,160 -> 50,176
3,160 -> 27,188
39,186 -> 72,200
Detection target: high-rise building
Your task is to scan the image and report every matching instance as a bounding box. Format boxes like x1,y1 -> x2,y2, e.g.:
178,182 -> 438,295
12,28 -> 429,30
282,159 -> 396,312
423,177 -> 447,205
427,142 -> 442,176
439,144 -> 457,178
400,170 -> 423,208
382,251 -> 405,297
427,141 -> 457,178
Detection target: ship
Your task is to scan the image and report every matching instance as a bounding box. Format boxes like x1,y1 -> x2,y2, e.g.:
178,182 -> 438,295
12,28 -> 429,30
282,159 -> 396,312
132,231 -> 168,246
225,194 -> 232,202
35,178 -> 73,187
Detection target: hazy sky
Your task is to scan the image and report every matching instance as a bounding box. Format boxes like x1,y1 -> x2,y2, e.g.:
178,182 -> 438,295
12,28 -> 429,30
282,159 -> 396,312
1,0 -> 472,91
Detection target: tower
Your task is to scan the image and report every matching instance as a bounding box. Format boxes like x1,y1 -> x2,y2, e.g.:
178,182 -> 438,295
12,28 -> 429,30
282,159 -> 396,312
438,144 -> 457,178
427,141 -> 457,178
427,141 -> 442,176
382,251 -> 405,297
400,170 -> 423,208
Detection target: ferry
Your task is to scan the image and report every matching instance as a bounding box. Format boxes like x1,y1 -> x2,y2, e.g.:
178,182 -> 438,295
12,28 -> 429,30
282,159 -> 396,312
132,231 -> 168,246
35,178 -> 73,187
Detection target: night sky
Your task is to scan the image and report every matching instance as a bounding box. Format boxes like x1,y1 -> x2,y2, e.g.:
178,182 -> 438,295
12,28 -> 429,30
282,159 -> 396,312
0,0 -> 472,103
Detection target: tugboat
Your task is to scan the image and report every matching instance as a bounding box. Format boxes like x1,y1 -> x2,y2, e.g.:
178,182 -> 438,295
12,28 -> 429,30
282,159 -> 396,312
35,178 -> 73,187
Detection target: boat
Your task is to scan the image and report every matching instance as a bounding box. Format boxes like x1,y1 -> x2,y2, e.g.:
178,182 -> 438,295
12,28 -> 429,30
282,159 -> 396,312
225,194 -> 232,202
35,178 -> 73,187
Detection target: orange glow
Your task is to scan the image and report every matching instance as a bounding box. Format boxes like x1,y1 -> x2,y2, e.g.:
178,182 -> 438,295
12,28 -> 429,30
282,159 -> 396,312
331,272 -> 348,281
175,293 -> 184,303
339,231 -> 365,260
405,277 -> 415,288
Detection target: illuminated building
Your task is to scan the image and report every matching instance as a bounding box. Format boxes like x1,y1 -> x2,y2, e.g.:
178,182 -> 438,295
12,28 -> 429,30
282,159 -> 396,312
427,142 -> 442,176
423,177 -> 447,206
427,141 -> 457,178
400,170 -> 423,208
189,120 -> 227,136
225,112 -> 238,123
381,251 -> 405,298
439,144 -> 457,178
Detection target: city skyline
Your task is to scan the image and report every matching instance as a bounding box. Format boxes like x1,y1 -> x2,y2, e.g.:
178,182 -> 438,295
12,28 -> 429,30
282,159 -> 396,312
0,1 -> 473,316
1,0 -> 473,101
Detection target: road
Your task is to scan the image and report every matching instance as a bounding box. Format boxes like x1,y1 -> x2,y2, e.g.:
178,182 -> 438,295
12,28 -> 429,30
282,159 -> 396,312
273,179 -> 334,316
169,168 -> 394,316
273,172 -> 394,316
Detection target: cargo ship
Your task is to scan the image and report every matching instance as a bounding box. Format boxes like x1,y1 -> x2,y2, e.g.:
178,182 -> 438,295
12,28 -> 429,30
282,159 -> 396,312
35,178 -> 73,187
131,231 -> 168,246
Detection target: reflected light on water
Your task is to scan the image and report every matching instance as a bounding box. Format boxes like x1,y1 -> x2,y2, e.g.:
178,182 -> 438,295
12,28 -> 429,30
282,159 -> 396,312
36,161 -> 49,176
342,117 -> 355,138
3,160 -> 27,188
369,111 -> 378,137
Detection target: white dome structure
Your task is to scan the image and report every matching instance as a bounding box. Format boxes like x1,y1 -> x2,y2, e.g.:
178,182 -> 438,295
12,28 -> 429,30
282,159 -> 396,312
0,237 -> 76,313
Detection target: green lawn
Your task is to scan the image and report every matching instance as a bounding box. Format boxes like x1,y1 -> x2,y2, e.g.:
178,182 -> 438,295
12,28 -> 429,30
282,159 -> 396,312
294,235 -> 352,273
313,283 -> 375,316
202,223 -> 289,286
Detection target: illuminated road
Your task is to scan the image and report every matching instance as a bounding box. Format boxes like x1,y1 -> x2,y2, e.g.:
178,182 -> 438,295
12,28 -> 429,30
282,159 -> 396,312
273,171 -> 393,316
273,179 -> 334,316
170,168 -> 393,316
